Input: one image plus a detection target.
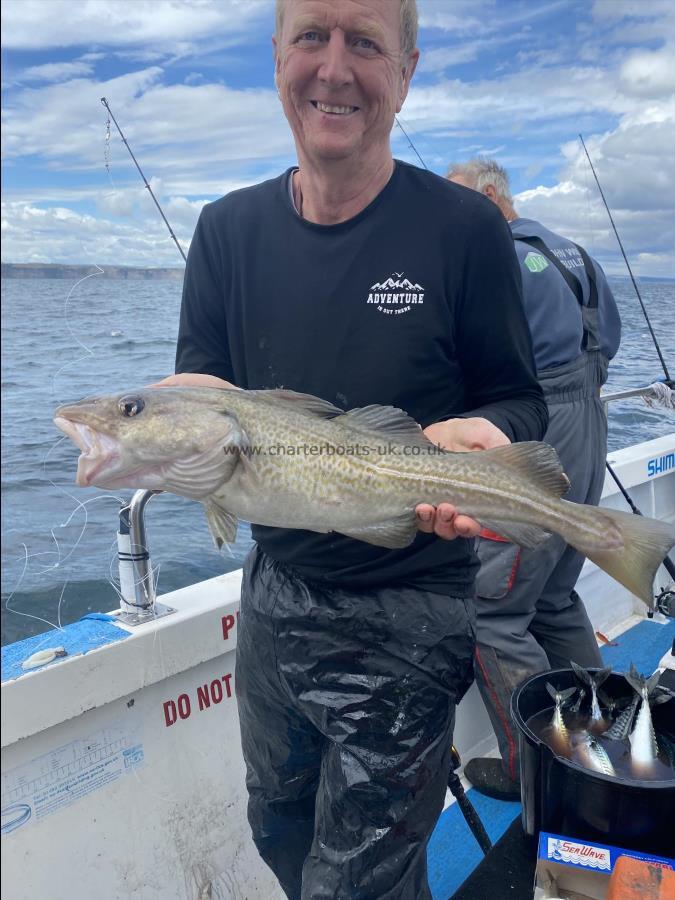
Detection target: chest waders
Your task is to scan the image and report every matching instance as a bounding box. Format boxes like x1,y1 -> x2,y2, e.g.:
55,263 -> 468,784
469,237 -> 607,786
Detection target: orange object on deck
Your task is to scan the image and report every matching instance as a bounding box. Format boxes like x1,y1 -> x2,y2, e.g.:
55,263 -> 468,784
607,856 -> 675,899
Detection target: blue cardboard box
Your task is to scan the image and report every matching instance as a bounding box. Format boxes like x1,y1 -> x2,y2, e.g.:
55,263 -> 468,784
534,831 -> 675,899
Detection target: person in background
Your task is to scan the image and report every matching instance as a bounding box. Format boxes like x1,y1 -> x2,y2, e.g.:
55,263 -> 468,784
158,4 -> 548,897
447,157 -> 621,801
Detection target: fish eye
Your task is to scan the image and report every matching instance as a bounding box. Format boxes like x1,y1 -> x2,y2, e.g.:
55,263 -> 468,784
118,395 -> 145,418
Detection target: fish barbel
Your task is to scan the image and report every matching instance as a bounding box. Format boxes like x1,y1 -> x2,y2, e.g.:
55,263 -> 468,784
53,386 -> 675,607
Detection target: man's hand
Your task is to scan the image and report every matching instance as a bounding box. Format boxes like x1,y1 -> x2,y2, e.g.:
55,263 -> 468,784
423,417 -> 510,453
151,373 -> 237,390
415,417 -> 510,541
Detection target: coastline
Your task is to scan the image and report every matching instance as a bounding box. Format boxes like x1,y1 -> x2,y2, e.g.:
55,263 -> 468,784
1,262 -> 184,280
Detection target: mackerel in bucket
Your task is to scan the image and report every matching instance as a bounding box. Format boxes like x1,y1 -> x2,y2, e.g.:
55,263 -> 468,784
511,667 -> 675,856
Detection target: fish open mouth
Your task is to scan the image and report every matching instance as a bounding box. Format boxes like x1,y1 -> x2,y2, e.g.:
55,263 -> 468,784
53,417 -> 121,487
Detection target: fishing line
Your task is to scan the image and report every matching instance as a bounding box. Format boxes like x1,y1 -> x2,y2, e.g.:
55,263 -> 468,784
51,265 -> 104,406
3,544 -> 64,634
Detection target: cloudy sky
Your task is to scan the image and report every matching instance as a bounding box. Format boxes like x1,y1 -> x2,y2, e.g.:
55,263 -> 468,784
2,0 -> 674,277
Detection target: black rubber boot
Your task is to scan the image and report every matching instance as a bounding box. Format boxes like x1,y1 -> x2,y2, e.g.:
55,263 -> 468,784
463,758 -> 521,802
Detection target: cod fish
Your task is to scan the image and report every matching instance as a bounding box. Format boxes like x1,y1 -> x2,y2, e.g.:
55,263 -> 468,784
53,387 -> 675,607
545,682 -> 576,755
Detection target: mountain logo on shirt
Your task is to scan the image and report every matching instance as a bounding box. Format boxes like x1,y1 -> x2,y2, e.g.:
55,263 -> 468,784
524,251 -> 549,273
366,272 -> 425,316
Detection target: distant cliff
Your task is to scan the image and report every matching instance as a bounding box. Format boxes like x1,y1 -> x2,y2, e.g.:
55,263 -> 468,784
1,263 -> 184,280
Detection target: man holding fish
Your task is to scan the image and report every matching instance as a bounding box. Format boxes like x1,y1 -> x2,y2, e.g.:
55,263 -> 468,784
156,1 -> 545,896
53,2 -> 674,898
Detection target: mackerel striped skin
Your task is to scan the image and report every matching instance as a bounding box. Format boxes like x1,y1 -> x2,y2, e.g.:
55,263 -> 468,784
605,695 -> 640,742
545,683 -> 576,755
576,734 -> 616,778
626,668 -> 662,773
54,387 -> 675,607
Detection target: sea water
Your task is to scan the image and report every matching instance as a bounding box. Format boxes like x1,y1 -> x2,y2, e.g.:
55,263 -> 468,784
1,277 -> 674,646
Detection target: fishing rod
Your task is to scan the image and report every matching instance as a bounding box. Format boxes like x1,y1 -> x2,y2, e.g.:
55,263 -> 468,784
579,134 -> 671,387
100,97 -> 187,264
395,116 -> 428,170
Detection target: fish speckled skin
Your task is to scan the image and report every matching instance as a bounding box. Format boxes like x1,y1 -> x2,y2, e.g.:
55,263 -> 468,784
54,386 -> 675,607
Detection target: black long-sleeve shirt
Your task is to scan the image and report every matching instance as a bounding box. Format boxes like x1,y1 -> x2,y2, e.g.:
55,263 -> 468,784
176,161 -> 547,595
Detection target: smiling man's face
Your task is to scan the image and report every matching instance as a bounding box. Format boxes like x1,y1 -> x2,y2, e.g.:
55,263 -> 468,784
274,0 -> 417,169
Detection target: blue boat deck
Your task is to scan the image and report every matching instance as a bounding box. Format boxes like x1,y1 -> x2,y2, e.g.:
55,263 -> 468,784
428,616 -> 675,899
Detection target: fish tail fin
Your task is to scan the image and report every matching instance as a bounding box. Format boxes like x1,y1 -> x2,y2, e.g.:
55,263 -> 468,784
571,660 -> 592,687
581,508 -> 675,610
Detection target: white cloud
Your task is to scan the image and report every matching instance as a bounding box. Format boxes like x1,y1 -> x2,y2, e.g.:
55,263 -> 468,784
2,69 -> 294,192
590,0 -> 675,44
1,199 -> 190,266
417,1 -> 490,34
620,45 -> 675,97
1,0 -> 272,50
419,44 -> 480,73
514,107 -> 675,279
2,0 -> 674,278
17,61 -> 94,83
0,174 -> 258,267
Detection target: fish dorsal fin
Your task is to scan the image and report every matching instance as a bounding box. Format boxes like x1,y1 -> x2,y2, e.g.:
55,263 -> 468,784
249,389 -> 344,419
336,405 -> 437,448
480,441 -> 570,498
248,390 -> 436,448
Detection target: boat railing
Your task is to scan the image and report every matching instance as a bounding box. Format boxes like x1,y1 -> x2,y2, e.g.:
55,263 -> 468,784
601,382 -> 672,412
117,489 -> 174,625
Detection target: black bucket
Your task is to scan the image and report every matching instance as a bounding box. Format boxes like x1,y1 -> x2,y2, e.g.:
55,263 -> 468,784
511,668 -> 675,857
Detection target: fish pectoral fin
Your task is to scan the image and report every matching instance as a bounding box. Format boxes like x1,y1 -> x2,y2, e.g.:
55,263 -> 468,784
481,442 -> 570,498
338,514 -> 418,549
203,500 -> 238,549
336,406 -> 436,448
479,518 -> 552,549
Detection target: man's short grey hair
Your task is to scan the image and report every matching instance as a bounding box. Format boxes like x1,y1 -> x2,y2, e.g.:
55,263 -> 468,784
275,0 -> 418,59
447,157 -> 513,203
